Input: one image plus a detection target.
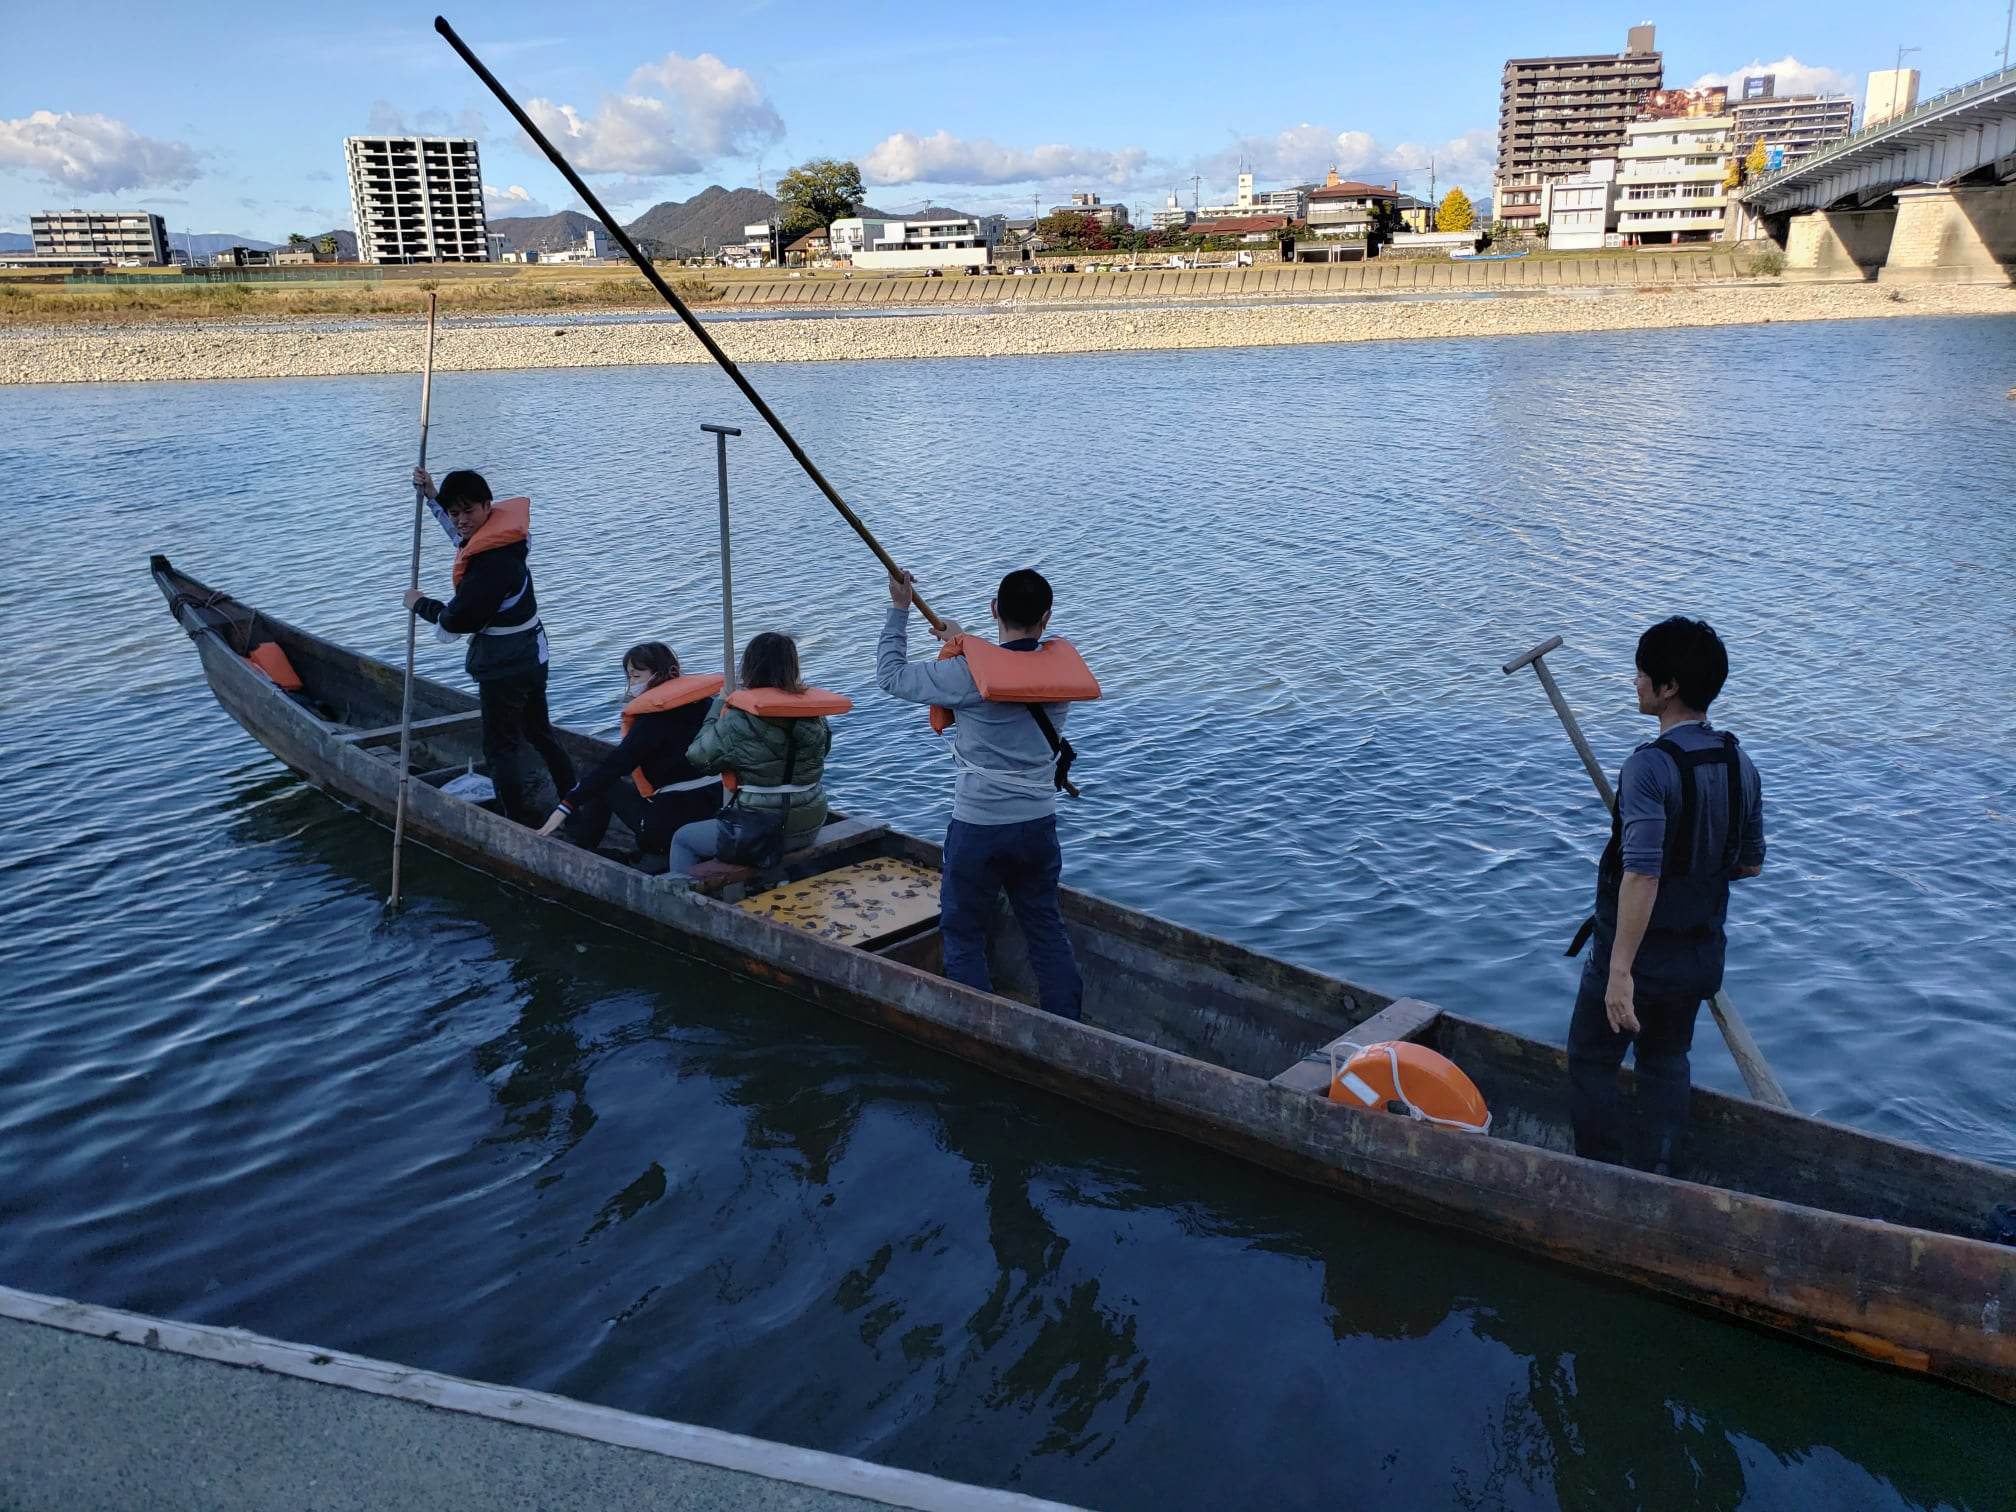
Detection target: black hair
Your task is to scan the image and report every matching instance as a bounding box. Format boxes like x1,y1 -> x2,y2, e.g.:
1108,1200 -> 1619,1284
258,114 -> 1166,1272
740,631 -> 805,694
437,469 -> 493,511
996,568 -> 1053,630
1636,617 -> 1729,711
623,641 -> 681,688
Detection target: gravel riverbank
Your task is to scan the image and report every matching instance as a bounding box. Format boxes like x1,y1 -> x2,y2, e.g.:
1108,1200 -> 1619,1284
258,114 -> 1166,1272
4,281 -> 2013,385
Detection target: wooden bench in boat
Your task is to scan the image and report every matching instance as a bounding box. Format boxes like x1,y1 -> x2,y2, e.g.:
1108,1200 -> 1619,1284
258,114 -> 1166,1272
686,818 -> 888,899
337,711 -> 486,748
1270,997 -> 1444,1094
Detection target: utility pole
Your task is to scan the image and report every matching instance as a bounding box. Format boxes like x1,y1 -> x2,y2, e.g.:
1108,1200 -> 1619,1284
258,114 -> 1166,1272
2003,0 -> 2013,72
1428,155 -> 1437,222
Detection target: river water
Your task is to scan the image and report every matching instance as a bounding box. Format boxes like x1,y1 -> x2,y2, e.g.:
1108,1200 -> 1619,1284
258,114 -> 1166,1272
3,315 -> 2013,1508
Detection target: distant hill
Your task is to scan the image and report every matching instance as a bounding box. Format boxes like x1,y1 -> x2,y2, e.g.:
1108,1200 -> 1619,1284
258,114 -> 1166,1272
487,210 -> 599,254
625,186 -> 780,257
0,232 -> 30,252
169,231 -> 279,257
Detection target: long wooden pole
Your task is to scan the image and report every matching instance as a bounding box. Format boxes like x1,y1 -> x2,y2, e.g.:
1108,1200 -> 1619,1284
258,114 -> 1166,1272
388,292 -> 440,909
1501,635 -> 1792,1110
433,15 -> 944,632
703,424 -> 742,691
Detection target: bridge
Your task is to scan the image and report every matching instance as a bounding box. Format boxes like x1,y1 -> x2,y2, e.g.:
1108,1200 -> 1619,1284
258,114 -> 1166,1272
1737,63 -> 2016,283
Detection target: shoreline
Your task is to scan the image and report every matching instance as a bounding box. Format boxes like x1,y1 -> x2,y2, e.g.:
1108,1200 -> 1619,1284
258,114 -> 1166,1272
5,281 -> 2014,385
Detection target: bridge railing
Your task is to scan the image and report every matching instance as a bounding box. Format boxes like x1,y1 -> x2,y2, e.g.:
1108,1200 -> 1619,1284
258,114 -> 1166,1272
1740,60 -> 2016,200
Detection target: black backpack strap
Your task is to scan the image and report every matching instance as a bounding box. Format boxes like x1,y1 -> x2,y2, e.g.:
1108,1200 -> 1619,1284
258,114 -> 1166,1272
1026,705 -> 1080,800
1650,736 -> 1695,877
1720,732 -> 1743,871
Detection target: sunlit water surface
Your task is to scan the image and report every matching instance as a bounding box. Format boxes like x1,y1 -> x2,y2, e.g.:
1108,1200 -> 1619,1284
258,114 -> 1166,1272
2,314 -> 2013,1508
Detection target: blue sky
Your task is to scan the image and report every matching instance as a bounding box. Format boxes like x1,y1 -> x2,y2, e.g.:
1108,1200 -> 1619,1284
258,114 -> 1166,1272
2,2 -> 2007,238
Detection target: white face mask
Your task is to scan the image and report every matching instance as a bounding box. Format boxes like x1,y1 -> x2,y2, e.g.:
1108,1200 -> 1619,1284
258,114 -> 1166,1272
625,674 -> 650,699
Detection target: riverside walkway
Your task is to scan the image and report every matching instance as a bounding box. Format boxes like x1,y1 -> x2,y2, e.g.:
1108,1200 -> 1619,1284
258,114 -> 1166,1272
0,1285 -> 1081,1511
715,250 -> 1747,308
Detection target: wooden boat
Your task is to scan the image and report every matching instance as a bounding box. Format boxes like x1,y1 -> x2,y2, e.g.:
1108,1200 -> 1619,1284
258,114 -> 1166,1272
152,555 -> 2016,1404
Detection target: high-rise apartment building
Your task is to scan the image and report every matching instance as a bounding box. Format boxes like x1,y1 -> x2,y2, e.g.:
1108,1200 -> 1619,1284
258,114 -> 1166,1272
1731,85 -> 1856,169
30,209 -> 169,265
344,136 -> 489,264
1495,25 -> 1663,228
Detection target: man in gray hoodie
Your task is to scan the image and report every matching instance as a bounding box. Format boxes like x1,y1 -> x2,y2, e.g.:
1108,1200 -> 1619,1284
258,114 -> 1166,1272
878,568 -> 1083,1020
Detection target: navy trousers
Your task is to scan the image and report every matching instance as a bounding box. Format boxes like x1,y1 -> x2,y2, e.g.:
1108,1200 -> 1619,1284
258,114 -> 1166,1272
479,668 -> 575,826
940,816 -> 1083,1021
1566,956 -> 1704,1171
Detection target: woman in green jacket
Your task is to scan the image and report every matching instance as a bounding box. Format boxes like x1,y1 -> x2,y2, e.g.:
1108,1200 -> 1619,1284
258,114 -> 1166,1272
671,631 -> 835,873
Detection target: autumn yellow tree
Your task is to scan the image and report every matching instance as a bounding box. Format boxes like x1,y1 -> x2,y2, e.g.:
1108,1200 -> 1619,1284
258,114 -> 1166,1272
1745,137 -> 1770,175
1436,188 -> 1477,232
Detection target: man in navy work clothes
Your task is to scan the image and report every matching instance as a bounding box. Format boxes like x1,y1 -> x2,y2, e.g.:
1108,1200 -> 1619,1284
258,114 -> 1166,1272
1568,617 -> 1765,1175
878,568 -> 1083,1021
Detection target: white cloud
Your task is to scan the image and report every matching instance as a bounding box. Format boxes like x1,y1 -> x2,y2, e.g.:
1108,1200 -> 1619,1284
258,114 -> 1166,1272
483,182 -> 553,219
364,100 -> 490,141
1690,57 -> 1857,99
1195,125 -> 1497,201
0,109 -> 201,194
524,53 -> 783,176
861,130 -> 1148,187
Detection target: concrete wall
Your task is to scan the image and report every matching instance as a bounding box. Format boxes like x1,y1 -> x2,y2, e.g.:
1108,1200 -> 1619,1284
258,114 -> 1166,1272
1878,185 -> 2016,285
1783,208 -> 1895,280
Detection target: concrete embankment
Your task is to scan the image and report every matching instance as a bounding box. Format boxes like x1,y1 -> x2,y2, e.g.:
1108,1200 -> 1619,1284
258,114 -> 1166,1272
0,1285 -> 1080,1511
4,280 -> 2014,385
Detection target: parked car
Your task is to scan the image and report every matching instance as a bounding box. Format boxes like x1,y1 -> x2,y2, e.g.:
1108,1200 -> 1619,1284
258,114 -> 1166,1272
1058,263 -> 1077,273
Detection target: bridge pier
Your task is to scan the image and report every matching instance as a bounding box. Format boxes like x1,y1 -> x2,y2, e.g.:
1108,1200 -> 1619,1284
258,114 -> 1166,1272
1783,209 -> 1896,281
1877,184 -> 2016,285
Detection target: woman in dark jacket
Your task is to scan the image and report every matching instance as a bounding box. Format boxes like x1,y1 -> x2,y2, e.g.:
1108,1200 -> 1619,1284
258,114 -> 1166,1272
537,642 -> 720,873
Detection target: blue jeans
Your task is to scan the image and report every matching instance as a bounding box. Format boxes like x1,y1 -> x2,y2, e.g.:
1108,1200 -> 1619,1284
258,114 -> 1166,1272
940,816 -> 1082,1021
1567,956 -> 1703,1171
669,816 -> 814,874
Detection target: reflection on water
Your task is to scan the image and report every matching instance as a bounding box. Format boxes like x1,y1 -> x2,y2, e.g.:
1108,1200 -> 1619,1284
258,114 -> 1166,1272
2,315 -> 2014,1509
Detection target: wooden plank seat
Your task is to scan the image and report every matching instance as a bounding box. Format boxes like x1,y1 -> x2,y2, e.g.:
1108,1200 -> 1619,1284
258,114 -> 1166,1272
737,856 -> 940,948
684,818 -> 887,897
337,711 -> 486,748
1270,997 -> 1445,1094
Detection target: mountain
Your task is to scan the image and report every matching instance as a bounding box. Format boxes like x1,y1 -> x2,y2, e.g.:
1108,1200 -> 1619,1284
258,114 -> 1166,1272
624,186 -> 780,256
308,229 -> 358,259
487,210 -> 599,254
169,231 -> 279,256
0,232 -> 30,252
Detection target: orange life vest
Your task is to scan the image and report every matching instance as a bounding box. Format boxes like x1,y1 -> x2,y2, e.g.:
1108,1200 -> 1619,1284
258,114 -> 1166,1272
449,496 -> 531,588
720,686 -> 852,795
621,673 -> 723,797
1328,1041 -> 1491,1134
244,640 -> 304,691
928,635 -> 1099,734
726,686 -> 854,718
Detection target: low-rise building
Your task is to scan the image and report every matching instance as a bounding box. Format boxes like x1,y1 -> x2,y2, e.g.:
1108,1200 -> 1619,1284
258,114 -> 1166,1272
1150,194 -> 1194,232
1542,157 -> 1620,250
486,232 -> 509,263
1493,177 -> 1544,229
1396,194 -> 1435,232
831,214 -> 998,271
30,209 -> 170,265
1305,172 -> 1399,237
543,228 -> 616,264
273,247 -> 319,266
1187,214 -> 1293,243
1730,84 -> 1855,169
1195,173 -> 1308,223
499,249 -> 540,264
1615,115 -> 1735,244
1046,192 -> 1129,228
784,229 -> 829,264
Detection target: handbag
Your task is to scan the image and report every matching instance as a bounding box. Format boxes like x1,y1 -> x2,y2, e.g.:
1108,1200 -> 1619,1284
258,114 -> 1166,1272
714,721 -> 798,868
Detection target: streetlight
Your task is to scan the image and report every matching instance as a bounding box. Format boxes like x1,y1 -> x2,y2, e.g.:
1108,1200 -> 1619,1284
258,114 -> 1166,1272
1891,44 -> 1921,122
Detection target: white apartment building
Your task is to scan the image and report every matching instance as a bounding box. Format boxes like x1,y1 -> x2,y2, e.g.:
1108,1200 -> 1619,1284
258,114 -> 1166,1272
344,135 -> 489,264
830,215 -> 998,271
30,209 -> 170,265
1195,173 -> 1308,223
1542,157 -> 1620,250
1615,115 -> 1735,244
1045,192 -> 1130,229
1151,194 -> 1194,232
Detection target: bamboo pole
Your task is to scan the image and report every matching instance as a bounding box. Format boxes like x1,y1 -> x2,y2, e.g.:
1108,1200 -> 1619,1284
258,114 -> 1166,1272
1502,634 -> 1792,1110
388,292 -> 440,909
434,15 -> 945,632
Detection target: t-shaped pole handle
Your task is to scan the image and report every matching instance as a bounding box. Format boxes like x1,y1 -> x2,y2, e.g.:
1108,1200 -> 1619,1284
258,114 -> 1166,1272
1502,635 -> 1615,811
